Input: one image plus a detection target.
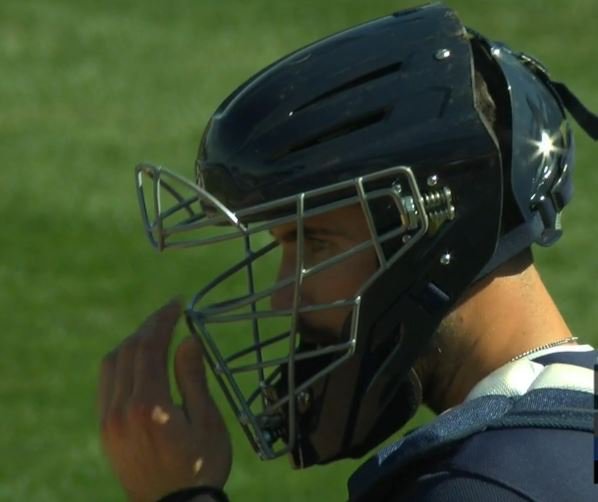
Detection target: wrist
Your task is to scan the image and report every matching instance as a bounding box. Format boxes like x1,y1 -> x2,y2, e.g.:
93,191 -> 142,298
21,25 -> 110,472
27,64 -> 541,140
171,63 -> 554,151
156,486 -> 229,502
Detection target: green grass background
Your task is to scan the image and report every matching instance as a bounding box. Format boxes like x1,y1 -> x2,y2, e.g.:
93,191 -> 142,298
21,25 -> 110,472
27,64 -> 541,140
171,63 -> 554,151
1,0 -> 596,500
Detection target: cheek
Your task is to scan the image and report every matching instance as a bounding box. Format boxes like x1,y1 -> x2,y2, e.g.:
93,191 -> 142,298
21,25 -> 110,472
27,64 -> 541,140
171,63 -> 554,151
300,265 -> 375,333
297,250 -> 377,334
302,249 -> 378,305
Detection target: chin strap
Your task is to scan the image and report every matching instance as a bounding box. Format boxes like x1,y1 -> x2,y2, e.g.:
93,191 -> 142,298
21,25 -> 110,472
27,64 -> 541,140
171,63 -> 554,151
516,49 -> 598,140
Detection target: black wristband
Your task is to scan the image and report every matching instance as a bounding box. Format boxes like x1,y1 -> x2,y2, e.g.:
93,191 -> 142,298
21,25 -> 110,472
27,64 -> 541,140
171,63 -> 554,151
156,486 -> 229,502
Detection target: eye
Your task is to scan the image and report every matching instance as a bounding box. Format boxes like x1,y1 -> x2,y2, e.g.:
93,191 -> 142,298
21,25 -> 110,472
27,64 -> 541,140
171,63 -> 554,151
307,237 -> 330,253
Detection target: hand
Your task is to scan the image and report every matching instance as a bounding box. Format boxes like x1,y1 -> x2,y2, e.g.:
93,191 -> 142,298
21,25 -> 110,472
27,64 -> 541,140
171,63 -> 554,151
98,299 -> 232,502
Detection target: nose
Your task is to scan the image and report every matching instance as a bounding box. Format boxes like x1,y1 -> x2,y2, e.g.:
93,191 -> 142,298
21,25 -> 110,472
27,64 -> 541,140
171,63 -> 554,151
270,252 -> 295,311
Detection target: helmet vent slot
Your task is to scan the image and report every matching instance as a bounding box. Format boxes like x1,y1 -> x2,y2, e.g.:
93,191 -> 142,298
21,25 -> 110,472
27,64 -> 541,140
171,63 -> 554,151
272,107 -> 389,161
293,62 -> 402,114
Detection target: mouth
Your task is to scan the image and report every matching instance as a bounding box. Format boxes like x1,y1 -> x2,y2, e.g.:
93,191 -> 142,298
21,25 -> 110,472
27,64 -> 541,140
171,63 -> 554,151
295,315 -> 349,349
298,330 -> 337,348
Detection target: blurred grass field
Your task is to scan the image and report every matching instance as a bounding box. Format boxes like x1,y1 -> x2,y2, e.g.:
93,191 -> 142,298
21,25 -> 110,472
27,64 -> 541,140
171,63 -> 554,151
1,0 -> 596,500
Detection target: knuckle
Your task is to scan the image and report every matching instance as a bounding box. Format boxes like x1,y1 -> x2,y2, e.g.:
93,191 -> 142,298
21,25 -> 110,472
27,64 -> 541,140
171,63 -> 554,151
101,334 -> 142,370
101,351 -> 117,372
116,336 -> 143,364
137,335 -> 161,357
137,337 -> 153,354
100,410 -> 126,438
120,336 -> 140,358
126,402 -> 154,425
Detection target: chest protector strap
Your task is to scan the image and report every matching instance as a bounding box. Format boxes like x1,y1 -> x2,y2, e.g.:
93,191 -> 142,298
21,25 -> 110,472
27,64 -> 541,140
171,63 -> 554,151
347,387 -> 594,501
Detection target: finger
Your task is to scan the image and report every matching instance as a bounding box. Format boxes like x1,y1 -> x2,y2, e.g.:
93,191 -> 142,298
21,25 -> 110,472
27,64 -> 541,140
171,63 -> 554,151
107,299 -> 180,413
174,336 -> 212,422
131,298 -> 183,403
109,338 -> 138,412
98,350 -> 117,421
136,297 -> 182,337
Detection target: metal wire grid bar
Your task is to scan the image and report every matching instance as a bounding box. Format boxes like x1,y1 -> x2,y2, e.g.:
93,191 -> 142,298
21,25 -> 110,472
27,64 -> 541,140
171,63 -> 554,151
141,162 -> 430,459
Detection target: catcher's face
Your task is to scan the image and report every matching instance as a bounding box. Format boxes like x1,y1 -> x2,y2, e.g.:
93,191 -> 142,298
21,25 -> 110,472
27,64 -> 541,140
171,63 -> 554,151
270,204 -> 378,344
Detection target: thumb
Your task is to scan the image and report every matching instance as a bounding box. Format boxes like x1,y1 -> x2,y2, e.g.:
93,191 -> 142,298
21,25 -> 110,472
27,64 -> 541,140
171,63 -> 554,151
174,336 -> 215,421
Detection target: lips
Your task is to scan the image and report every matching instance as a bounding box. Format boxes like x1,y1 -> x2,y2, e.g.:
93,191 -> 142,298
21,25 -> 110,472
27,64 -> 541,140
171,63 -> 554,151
296,319 -> 339,347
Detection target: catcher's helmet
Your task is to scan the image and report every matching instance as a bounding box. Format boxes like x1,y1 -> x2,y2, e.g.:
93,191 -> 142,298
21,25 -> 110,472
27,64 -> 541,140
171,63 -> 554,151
135,3 -> 597,468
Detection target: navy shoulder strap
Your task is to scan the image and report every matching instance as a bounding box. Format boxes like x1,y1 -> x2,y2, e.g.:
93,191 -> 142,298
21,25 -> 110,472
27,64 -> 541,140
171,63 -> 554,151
531,349 -> 596,369
347,388 -> 594,501
442,426 -> 597,501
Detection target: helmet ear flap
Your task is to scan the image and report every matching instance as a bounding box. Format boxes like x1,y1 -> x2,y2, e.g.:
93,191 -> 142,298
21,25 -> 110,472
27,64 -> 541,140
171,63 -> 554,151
468,31 -> 581,282
470,37 -> 520,238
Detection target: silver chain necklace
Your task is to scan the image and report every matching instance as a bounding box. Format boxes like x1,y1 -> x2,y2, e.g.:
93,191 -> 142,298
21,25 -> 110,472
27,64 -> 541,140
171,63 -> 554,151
509,336 -> 579,362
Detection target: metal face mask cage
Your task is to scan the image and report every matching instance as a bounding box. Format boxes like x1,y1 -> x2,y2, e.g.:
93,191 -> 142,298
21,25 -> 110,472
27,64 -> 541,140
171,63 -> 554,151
135,162 -> 455,460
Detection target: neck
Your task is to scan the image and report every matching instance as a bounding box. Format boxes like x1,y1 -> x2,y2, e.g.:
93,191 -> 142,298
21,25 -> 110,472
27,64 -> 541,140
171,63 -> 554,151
417,264 -> 576,414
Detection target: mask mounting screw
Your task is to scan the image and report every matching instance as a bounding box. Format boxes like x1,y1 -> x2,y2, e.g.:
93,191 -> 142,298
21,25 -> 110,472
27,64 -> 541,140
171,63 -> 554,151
435,48 -> 451,60
297,391 -> 311,414
427,174 -> 438,187
440,252 -> 452,265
